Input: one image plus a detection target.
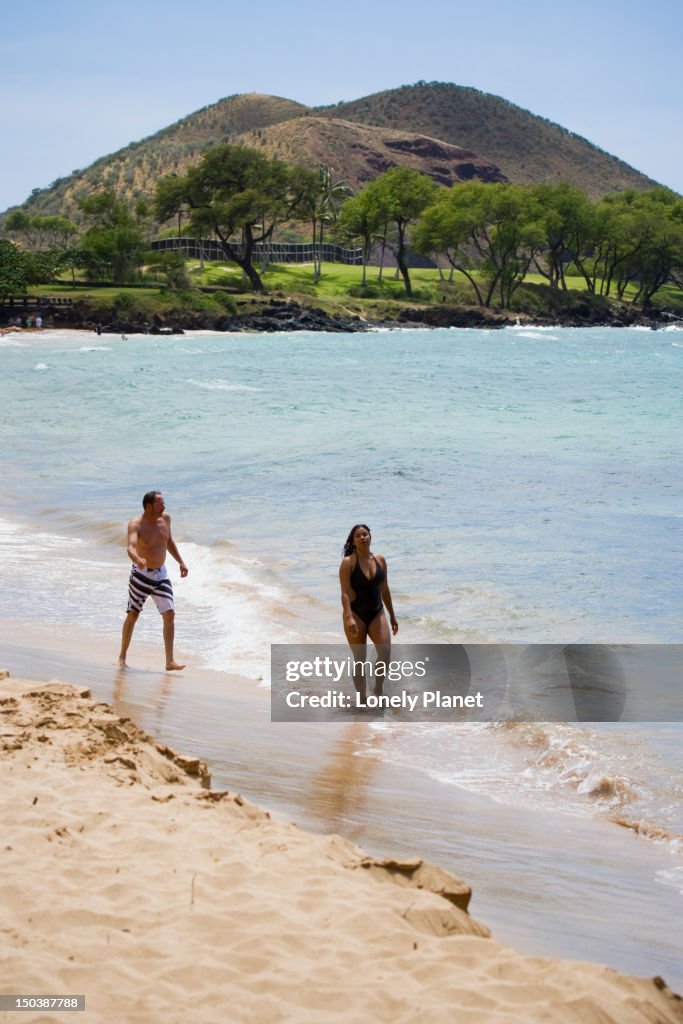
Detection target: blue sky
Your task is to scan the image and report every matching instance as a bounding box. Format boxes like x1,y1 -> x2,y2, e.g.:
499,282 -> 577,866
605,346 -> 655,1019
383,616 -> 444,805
2,0 -> 681,212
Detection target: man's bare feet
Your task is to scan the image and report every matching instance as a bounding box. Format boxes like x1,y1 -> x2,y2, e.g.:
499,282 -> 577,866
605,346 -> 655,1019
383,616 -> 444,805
117,657 -> 127,668
166,661 -> 186,671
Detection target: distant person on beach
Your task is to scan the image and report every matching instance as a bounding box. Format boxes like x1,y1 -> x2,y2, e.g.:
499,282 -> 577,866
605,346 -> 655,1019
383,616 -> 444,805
118,491 -> 189,671
339,524 -> 398,702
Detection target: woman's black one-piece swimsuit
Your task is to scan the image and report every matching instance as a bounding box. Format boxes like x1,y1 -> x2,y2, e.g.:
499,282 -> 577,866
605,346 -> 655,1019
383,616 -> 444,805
351,554 -> 385,626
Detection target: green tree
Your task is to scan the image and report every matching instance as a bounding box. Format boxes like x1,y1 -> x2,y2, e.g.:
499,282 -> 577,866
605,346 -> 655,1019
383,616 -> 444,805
583,194 -> 642,297
593,189 -> 683,305
352,167 -> 438,296
531,183 -> 595,290
77,191 -> 149,283
145,249 -> 190,289
414,182 -> 544,307
0,239 -> 29,301
22,249 -> 68,285
337,190 -> 386,287
480,184 -> 545,307
4,210 -> 32,242
155,145 -> 314,293
5,211 -> 79,250
303,166 -> 352,283
413,181 -> 490,304
360,168 -> 438,296
631,191 -> 683,307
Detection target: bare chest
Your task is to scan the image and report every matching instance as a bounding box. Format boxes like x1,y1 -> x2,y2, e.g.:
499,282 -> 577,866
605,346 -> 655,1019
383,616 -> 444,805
138,518 -> 170,550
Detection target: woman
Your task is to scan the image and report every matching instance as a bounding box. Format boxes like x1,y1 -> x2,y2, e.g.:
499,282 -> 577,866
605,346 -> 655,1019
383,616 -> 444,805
339,524 -> 398,701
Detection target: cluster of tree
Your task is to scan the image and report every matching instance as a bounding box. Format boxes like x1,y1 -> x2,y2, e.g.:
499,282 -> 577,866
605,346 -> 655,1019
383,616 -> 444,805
2,149 -> 357,296
2,143 -> 682,310
409,181 -> 683,309
0,238 -> 76,302
4,210 -> 79,249
154,149 -> 442,294
339,178 -> 683,308
1,212 -> 82,299
337,167 -> 438,296
2,196 -> 152,290
155,147 -> 682,307
75,192 -> 151,282
155,145 -> 344,292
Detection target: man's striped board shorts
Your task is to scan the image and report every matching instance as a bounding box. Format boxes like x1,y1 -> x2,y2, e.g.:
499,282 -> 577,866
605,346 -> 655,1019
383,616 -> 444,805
127,564 -> 174,615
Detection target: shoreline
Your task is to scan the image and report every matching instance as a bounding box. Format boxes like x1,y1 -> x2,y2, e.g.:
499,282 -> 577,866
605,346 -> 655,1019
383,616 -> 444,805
3,617 -> 683,995
2,669 -> 683,1023
2,293 -> 680,336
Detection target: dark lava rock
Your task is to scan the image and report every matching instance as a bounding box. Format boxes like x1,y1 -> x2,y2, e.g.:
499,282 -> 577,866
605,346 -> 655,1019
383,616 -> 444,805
221,299 -> 365,333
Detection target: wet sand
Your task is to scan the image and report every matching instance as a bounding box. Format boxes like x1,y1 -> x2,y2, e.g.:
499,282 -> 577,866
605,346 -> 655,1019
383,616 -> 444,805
2,618 -> 683,997
2,666 -> 683,1024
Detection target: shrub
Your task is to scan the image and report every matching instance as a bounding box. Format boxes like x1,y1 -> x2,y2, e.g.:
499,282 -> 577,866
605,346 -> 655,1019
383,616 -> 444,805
113,292 -> 138,313
214,291 -> 237,314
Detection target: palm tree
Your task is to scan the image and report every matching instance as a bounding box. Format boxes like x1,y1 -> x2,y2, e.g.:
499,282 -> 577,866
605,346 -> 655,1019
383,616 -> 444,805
310,166 -> 352,283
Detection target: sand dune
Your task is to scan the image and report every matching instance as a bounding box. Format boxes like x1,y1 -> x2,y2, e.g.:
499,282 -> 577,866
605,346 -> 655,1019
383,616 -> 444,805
1,673 -> 681,1024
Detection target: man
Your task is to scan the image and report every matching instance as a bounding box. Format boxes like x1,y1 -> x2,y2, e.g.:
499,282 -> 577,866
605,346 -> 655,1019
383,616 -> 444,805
118,491 -> 189,670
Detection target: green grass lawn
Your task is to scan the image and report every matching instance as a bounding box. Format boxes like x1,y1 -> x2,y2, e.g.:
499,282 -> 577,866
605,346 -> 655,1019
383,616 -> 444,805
191,261 -> 683,307
26,260 -> 683,314
28,283 -> 165,300
188,259 -> 471,302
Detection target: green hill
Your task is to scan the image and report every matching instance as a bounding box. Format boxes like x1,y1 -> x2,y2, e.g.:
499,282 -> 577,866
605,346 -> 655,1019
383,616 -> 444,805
326,82 -> 658,197
6,82 -> 660,223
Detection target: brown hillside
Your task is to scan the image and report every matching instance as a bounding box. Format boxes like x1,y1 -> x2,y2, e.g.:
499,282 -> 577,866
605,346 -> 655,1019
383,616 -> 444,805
325,83 -> 658,198
20,93 -> 309,220
234,116 -> 506,190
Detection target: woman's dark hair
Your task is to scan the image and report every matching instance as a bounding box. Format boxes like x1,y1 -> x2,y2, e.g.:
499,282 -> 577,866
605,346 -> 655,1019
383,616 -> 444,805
343,524 -> 371,557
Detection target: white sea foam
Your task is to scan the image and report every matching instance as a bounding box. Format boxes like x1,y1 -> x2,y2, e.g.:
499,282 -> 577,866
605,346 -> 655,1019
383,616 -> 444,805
514,330 -> 561,341
655,866 -> 683,893
187,330 -> 240,337
177,541 -> 300,679
357,717 -> 683,853
509,324 -> 561,332
186,378 -> 263,392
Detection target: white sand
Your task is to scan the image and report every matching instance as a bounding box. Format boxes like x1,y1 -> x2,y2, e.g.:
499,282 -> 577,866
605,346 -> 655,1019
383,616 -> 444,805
1,672 -> 682,1024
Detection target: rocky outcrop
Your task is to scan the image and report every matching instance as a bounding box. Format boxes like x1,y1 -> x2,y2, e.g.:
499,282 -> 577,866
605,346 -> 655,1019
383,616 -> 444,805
44,297 -> 367,335
212,298 -> 366,333
14,294 -> 673,335
397,301 -> 669,331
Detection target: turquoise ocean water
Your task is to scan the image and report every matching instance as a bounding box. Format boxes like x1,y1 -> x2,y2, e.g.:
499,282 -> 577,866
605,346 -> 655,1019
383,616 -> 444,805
1,324 -> 682,982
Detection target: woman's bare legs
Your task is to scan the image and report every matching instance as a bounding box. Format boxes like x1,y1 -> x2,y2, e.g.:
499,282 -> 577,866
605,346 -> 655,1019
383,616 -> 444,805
367,612 -> 391,695
343,613 -> 369,703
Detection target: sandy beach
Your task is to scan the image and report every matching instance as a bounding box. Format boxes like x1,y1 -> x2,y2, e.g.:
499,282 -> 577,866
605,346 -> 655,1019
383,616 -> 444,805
2,669 -> 682,1024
